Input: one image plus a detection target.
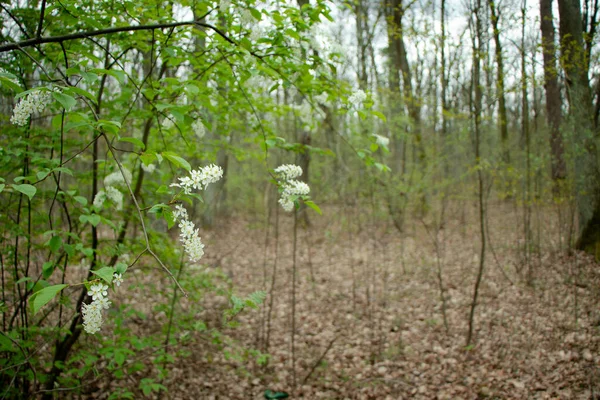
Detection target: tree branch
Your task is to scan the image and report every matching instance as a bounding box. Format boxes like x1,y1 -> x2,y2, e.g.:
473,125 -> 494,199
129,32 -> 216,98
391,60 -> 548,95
0,19 -> 233,53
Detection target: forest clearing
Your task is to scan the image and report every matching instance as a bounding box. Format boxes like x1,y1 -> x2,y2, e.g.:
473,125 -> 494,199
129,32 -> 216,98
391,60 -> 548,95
100,201 -> 600,399
2,0 -> 600,398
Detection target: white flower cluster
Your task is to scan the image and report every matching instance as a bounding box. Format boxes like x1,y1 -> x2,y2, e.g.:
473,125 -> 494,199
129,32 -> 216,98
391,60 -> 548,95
275,164 -> 310,212
178,219 -> 205,262
82,274 -> 123,334
93,186 -> 123,210
94,168 -> 131,211
172,204 -> 205,262
104,168 -> 132,187
373,134 -> 390,148
192,119 -> 206,139
10,89 -> 54,126
141,162 -> 156,174
170,164 -> 223,194
275,164 -> 303,181
162,115 -> 175,130
314,92 -> 328,105
169,163 -> 223,262
219,0 -> 231,12
348,89 -> 367,108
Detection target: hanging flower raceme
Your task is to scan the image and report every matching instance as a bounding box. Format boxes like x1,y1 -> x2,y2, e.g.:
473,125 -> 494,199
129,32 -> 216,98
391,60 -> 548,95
170,164 -> 223,194
170,165 -> 223,262
274,164 -> 303,181
10,88 -> 55,126
348,89 -> 366,108
94,168 -> 131,211
81,273 -> 123,334
192,119 -> 206,139
275,164 -> 310,212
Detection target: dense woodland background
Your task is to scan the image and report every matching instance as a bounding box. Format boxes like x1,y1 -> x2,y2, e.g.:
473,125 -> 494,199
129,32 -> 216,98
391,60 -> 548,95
1,0 -> 600,398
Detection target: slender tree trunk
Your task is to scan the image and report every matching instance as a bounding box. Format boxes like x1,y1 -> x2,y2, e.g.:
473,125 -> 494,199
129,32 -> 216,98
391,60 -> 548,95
521,0 -> 533,278
488,0 -> 510,165
540,0 -> 567,183
466,0 -> 486,347
388,0 -> 425,165
440,0 -> 449,140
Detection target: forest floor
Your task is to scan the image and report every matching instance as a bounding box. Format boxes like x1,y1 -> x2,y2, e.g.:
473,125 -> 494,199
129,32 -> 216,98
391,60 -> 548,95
122,201 -> 599,399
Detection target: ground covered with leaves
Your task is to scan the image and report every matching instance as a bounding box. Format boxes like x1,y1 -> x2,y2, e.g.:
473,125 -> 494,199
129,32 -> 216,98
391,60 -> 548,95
107,202 -> 599,399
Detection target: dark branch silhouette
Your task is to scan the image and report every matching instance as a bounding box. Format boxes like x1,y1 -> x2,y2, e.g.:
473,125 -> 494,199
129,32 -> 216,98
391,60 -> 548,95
0,19 -> 234,53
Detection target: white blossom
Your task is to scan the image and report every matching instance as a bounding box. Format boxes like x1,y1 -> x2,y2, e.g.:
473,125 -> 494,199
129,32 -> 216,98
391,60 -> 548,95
315,92 -> 328,105
192,119 -> 206,139
93,190 -> 107,209
104,168 -> 132,187
348,90 -> 367,108
279,197 -> 295,212
95,296 -> 111,310
239,8 -> 253,25
113,273 -> 124,287
178,219 -> 205,262
170,164 -> 223,194
141,163 -> 156,174
219,0 -> 231,12
275,163 -> 311,213
274,164 -> 303,180
11,89 -> 54,126
282,179 -> 310,198
373,134 -> 390,148
105,186 -> 123,210
82,302 -> 103,334
162,115 -> 174,130
173,204 -> 189,221
88,284 -> 108,301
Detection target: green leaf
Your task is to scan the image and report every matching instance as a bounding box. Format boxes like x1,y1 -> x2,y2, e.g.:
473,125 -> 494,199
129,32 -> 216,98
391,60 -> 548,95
65,86 -> 97,103
90,68 -> 125,84
0,184 -> 5,193
115,262 -> 128,275
371,110 -> 387,122
80,214 -> 101,227
0,76 -> 23,93
36,170 -> 50,181
32,284 -> 68,314
53,92 -> 77,110
185,83 -> 199,95
92,266 -> 115,284
42,261 -> 55,279
249,7 -> 262,20
48,235 -> 62,253
12,184 -> 36,200
0,332 -> 18,352
140,153 -> 156,166
162,152 -> 191,171
73,195 -> 87,206
118,136 -> 145,150
304,200 -> 322,215
97,120 -> 121,135
264,390 -> 289,399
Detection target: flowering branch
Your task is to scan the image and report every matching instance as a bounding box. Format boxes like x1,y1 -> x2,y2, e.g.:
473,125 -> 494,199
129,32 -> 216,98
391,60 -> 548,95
101,134 -> 188,297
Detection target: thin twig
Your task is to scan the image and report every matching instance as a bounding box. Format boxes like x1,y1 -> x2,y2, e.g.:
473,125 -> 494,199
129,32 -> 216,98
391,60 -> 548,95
101,134 -> 187,297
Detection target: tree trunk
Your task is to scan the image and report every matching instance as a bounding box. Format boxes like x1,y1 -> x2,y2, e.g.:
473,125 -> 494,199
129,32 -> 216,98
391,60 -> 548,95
540,0 -> 567,182
557,0 -> 600,255
488,0 -> 510,164
388,0 -> 425,164
466,0 -> 486,347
